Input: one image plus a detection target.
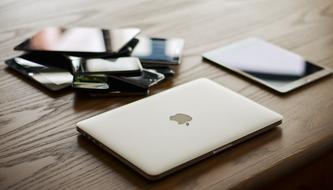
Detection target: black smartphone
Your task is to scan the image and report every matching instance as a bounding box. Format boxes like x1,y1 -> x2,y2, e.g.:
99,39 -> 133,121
70,57 -> 143,76
111,69 -> 165,89
143,66 -> 175,77
5,53 -> 73,91
88,88 -> 149,97
14,27 -> 141,57
73,75 -> 149,96
131,37 -> 184,65
72,69 -> 164,91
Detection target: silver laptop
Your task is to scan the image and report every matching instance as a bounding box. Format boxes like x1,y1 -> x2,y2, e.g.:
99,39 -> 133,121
76,78 -> 283,180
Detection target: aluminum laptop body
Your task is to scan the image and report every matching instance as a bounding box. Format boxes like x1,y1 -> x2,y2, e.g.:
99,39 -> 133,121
76,78 -> 283,180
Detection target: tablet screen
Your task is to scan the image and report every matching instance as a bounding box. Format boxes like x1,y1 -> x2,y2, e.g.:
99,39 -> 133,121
14,27 -> 140,54
203,38 -> 323,88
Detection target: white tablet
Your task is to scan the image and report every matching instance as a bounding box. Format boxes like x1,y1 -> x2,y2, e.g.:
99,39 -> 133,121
203,38 -> 331,93
77,78 -> 283,180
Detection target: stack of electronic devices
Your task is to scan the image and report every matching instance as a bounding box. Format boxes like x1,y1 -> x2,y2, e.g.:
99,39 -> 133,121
5,27 -> 184,96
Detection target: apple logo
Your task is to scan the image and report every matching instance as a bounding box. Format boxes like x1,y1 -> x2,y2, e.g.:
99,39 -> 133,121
169,113 -> 192,126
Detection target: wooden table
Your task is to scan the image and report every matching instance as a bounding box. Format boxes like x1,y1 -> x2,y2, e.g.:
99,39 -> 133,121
1,0 -> 333,189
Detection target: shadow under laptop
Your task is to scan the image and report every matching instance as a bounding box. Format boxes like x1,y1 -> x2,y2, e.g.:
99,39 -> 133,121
72,91 -> 140,112
72,78 -> 175,112
77,135 -> 152,187
77,125 -> 282,188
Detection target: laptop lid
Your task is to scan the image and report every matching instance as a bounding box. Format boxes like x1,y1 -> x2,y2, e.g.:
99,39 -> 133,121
76,78 -> 283,179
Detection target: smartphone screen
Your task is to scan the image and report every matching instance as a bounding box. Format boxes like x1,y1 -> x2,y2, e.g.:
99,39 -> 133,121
203,38 -> 324,89
71,57 -> 142,75
14,27 -> 140,55
131,37 -> 184,65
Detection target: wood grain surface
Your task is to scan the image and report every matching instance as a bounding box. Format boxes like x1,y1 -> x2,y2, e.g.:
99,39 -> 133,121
1,0 -> 333,189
